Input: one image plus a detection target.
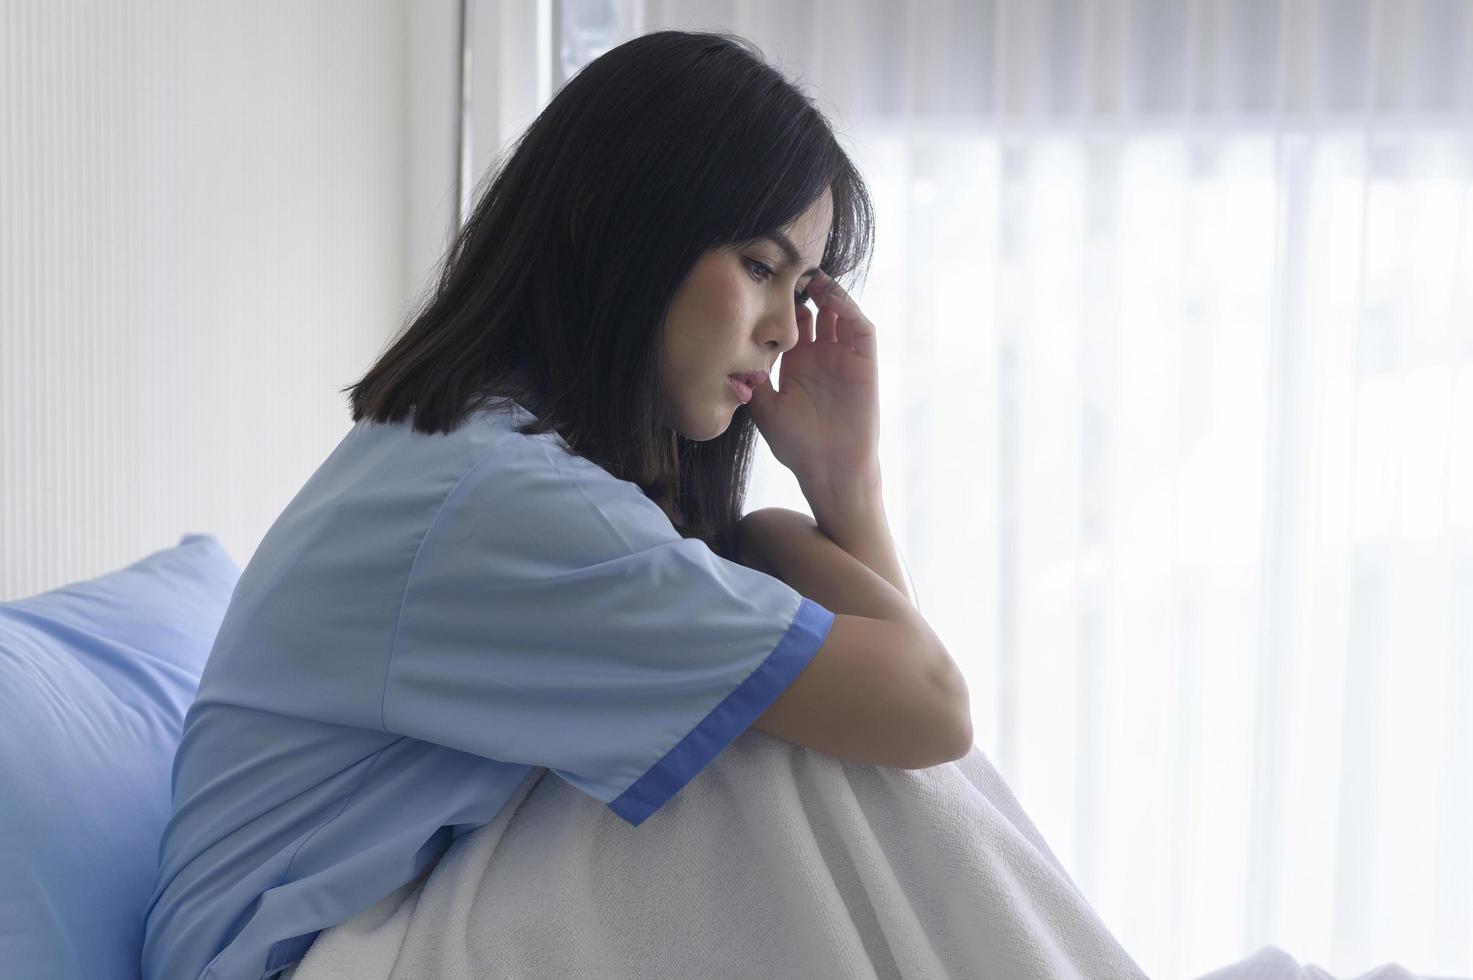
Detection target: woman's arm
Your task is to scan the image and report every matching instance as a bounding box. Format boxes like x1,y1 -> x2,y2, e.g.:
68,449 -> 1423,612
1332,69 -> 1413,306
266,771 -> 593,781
735,507 -> 916,628
736,506 -> 973,764
734,512 -> 783,576
796,472 -> 915,606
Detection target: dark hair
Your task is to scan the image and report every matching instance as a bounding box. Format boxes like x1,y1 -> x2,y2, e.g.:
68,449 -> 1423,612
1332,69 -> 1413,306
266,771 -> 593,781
344,29 -> 874,559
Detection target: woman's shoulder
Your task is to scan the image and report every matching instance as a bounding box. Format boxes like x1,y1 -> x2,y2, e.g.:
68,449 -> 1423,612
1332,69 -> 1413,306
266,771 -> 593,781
342,396 -> 656,538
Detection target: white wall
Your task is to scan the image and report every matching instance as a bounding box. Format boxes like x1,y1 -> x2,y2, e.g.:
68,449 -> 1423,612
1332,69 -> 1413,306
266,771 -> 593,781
0,1 -> 453,598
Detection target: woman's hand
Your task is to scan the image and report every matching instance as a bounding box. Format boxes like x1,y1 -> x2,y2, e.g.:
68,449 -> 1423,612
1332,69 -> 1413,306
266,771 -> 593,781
746,270 -> 881,484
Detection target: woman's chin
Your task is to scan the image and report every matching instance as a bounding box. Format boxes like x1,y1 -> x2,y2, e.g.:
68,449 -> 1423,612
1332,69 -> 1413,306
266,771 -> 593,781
676,408 -> 732,442
667,391 -> 740,442
694,418 -> 731,441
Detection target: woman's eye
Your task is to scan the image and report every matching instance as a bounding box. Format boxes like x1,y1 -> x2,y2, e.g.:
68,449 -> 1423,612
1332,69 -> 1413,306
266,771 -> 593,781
747,257 -> 809,306
745,257 -> 775,283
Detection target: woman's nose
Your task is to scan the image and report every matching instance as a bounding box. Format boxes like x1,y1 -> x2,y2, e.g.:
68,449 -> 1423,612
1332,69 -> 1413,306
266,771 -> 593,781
765,302 -> 807,353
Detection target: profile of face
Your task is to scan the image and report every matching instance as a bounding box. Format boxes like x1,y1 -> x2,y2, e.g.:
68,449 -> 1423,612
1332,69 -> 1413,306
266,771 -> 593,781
658,189 -> 834,441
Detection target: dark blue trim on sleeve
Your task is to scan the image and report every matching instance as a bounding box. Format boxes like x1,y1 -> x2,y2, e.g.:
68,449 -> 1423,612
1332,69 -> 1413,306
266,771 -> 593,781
607,596 -> 837,827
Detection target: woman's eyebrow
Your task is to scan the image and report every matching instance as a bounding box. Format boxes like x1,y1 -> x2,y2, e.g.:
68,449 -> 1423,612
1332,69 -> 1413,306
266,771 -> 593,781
757,231 -> 822,279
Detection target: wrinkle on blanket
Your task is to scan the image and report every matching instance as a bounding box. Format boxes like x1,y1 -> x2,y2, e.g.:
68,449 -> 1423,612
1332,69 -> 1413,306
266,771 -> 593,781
287,737 -> 1459,980
290,735 -> 1144,980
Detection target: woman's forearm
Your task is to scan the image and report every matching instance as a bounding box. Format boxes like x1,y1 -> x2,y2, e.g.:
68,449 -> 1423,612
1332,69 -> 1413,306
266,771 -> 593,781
737,507 -> 971,752
795,471 -> 915,607
736,507 -> 920,628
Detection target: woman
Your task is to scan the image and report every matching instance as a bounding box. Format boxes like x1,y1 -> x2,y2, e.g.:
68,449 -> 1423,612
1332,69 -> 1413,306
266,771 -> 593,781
141,28 -> 1009,980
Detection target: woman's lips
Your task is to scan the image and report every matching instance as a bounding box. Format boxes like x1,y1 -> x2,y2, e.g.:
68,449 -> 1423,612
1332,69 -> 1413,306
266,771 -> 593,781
727,374 -> 753,404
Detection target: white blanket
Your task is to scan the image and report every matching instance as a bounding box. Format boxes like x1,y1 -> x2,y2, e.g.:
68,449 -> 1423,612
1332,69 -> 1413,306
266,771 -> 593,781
287,734 -> 1457,980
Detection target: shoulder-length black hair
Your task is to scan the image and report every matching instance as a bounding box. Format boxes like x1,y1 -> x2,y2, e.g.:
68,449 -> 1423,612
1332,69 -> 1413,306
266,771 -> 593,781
345,29 -> 874,560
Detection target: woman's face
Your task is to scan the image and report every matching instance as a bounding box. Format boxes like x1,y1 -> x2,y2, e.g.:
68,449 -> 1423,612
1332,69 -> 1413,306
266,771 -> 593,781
659,190 -> 833,441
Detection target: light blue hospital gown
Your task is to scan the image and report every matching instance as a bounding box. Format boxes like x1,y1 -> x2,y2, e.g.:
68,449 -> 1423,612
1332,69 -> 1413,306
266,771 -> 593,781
141,394 -> 836,980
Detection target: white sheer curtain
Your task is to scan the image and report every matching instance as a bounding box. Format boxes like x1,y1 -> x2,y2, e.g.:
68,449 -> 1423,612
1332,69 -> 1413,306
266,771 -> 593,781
536,2 -> 1473,977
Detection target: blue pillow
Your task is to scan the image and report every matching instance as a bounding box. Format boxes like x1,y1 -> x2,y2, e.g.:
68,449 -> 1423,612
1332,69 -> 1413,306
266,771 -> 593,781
0,534 -> 239,980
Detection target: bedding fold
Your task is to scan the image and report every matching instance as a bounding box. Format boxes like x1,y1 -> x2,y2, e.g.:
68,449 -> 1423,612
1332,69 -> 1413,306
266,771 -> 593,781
289,733 -> 1145,979
286,735 -> 1458,980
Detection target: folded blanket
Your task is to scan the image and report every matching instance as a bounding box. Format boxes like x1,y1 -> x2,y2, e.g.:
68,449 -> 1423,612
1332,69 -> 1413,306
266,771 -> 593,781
287,735 -> 1457,980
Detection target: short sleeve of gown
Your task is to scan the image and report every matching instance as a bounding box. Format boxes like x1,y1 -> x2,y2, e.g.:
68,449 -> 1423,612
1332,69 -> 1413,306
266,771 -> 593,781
383,435 -> 836,827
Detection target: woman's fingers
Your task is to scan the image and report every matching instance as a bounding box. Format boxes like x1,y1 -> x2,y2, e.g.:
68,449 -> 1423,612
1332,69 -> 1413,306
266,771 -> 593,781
795,301 -> 815,345
812,272 -> 859,317
834,316 -> 853,347
817,308 -> 839,344
810,271 -> 876,359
